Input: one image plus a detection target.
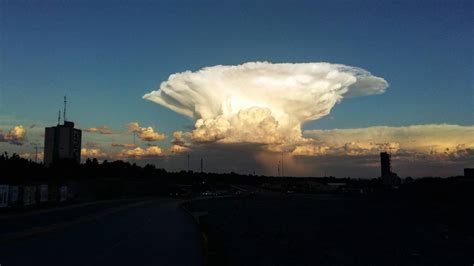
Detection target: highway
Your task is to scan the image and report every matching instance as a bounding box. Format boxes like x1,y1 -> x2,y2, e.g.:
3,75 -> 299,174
0,199 -> 204,266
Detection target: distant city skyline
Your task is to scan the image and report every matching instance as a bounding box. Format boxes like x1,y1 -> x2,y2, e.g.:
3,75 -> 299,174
1,0 -> 472,177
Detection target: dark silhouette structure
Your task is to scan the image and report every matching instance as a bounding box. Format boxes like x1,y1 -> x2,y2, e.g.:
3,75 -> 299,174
380,152 -> 391,178
380,152 -> 400,187
44,97 -> 82,166
465,168 -> 474,178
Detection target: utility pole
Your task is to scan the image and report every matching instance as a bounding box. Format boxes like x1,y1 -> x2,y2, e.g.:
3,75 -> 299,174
200,158 -> 203,173
34,144 -> 38,163
281,152 -> 284,177
57,110 -> 61,125
63,95 -> 67,123
187,154 -> 190,171
277,161 -> 280,177
131,132 -> 136,164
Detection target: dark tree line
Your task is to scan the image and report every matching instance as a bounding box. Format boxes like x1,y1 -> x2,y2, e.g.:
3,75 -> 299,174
1,152 -> 472,201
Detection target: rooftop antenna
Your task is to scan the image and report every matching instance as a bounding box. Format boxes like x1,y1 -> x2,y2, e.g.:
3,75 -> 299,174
57,109 -> 61,125
63,95 -> 67,123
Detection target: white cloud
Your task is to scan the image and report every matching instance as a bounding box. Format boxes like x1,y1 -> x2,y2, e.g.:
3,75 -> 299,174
144,62 -> 388,145
169,144 -> 189,154
81,148 -> 107,159
117,146 -> 163,158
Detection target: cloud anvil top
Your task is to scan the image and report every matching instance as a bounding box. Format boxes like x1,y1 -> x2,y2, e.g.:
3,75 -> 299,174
143,62 -> 388,145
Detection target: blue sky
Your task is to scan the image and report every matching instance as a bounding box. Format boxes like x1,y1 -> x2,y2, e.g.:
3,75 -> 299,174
1,0 -> 473,176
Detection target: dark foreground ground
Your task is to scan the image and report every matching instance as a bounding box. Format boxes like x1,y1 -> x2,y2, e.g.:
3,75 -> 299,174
0,198 -> 203,266
186,192 -> 474,266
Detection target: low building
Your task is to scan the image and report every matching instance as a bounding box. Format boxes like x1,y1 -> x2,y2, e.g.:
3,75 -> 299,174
23,186 -> 37,206
464,168 -> 474,178
59,186 -> 68,202
39,184 -> 49,203
8,186 -> 19,206
0,185 -> 8,208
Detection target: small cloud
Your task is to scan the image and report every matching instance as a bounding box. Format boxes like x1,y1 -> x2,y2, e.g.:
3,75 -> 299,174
169,144 -> 189,153
81,148 -> 107,159
116,146 -> 163,158
111,143 -> 137,149
0,125 -> 27,145
126,122 -> 166,141
84,125 -> 113,135
169,131 -> 191,153
84,141 -> 100,149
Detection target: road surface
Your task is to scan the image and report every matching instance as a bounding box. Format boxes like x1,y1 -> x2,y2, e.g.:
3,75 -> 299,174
0,199 -> 204,266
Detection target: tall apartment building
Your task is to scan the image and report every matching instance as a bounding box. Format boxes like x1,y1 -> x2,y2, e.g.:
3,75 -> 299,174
44,121 -> 82,166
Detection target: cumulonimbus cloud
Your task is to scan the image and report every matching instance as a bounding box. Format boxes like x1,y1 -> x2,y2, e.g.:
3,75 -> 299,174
144,62 -> 388,145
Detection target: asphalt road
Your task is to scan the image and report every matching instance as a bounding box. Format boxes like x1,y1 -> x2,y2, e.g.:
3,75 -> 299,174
189,193 -> 474,266
0,199 -> 204,266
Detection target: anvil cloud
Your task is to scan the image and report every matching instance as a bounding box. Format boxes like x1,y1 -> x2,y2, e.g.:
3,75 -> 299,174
144,62 -> 388,145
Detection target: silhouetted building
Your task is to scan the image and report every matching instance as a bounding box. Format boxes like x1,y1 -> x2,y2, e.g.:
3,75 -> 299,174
465,168 -> 474,178
44,121 -> 82,166
380,152 -> 391,178
380,152 -> 400,187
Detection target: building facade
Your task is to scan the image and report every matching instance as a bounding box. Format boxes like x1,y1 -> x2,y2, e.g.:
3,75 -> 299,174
44,121 -> 82,166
